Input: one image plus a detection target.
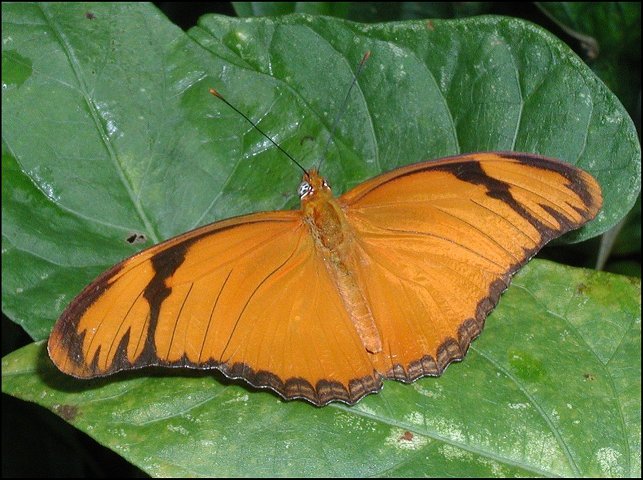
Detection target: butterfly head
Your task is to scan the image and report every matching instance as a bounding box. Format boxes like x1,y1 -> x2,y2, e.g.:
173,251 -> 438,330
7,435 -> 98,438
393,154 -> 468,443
299,169 -> 332,203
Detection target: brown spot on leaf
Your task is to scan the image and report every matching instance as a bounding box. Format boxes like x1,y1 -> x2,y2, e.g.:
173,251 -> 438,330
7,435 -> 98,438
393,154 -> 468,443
400,431 -> 414,442
126,233 -> 147,245
53,404 -> 79,421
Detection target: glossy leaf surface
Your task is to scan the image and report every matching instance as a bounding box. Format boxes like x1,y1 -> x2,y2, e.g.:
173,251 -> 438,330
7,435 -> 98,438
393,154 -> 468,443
3,261 -> 640,477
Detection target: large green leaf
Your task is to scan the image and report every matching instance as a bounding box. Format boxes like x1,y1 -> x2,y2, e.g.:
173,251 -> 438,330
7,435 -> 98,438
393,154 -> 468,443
535,2 -> 641,279
2,3 -> 641,477
3,260 -> 640,477
2,3 -> 639,340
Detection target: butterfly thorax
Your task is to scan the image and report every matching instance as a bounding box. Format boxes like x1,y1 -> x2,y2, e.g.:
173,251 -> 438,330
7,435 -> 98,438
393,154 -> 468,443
300,172 -> 344,252
300,170 -> 383,354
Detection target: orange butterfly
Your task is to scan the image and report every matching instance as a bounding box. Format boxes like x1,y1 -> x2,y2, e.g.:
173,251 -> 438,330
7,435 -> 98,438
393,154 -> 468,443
48,147 -> 601,405
48,55 -> 602,405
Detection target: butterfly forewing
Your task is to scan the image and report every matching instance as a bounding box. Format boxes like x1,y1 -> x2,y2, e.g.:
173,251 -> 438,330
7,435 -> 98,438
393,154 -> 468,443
340,152 -> 602,380
48,210 -> 380,405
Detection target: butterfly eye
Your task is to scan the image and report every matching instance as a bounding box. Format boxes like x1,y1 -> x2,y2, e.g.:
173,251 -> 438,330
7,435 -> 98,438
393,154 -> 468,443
298,181 -> 313,198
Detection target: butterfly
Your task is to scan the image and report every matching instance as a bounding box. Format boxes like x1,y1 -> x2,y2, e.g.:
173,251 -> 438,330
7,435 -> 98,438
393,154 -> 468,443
47,146 -> 602,405
47,49 -> 602,406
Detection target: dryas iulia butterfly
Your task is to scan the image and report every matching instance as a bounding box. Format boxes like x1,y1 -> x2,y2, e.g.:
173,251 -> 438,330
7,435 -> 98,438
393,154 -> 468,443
48,148 -> 602,405
48,58 -> 602,405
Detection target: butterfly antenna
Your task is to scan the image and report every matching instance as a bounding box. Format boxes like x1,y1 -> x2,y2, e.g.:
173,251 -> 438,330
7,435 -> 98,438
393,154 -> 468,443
209,88 -> 308,176
318,51 -> 371,171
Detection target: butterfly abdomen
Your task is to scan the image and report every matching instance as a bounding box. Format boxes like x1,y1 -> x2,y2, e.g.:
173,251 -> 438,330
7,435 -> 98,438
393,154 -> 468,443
302,173 -> 383,354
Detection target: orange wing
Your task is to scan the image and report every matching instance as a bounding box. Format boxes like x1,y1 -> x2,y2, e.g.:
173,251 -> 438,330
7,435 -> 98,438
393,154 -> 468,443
340,152 -> 602,382
48,211 -> 380,405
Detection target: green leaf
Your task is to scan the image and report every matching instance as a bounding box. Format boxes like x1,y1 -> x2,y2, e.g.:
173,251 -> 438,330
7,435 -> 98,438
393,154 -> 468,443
536,2 -> 641,114
534,3 -> 640,277
536,2 -> 641,60
2,4 -> 639,341
3,260 -> 640,477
